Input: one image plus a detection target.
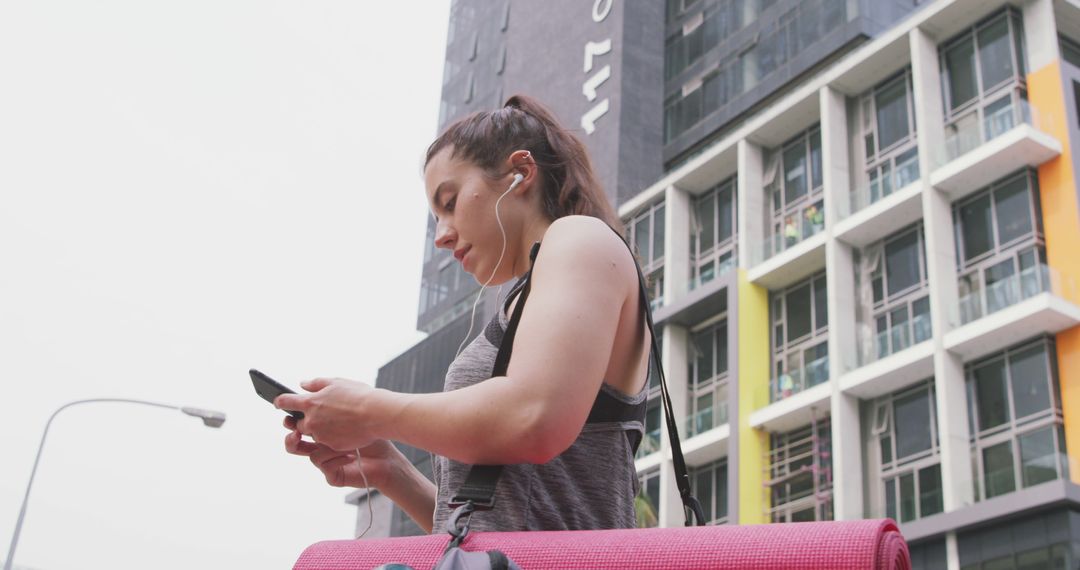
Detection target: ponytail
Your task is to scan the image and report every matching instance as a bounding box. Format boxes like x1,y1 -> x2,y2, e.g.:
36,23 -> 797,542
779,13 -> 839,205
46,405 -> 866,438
425,95 -> 624,235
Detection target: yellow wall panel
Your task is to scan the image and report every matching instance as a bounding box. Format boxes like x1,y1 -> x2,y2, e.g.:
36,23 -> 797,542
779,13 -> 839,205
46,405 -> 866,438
737,269 -> 771,523
1028,60 -> 1080,483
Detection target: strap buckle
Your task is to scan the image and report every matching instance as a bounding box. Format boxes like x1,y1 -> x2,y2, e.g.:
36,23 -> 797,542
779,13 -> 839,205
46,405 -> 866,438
445,501 -> 478,550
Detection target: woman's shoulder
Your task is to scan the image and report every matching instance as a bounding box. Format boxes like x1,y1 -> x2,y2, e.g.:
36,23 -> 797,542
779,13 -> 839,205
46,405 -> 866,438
534,215 -> 638,286
542,215 -> 628,258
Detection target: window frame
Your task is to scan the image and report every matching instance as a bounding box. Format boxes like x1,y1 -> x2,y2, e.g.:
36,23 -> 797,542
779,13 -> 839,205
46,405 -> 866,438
770,272 -> 829,401
687,316 -> 730,437
965,337 -> 1067,502
627,201 -> 667,311
690,458 -> 729,525
873,380 -> 944,523
690,175 -> 738,289
768,418 -> 833,523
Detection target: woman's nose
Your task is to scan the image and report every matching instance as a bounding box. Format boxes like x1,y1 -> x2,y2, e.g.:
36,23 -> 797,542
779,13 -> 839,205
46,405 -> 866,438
434,220 -> 456,250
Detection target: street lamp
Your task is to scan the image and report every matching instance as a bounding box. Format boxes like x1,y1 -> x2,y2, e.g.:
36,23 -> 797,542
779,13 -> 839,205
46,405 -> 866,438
3,398 -> 227,570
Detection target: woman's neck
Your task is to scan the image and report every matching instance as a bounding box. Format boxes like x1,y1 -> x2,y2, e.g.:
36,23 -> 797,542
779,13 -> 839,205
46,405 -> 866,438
511,216 -> 553,277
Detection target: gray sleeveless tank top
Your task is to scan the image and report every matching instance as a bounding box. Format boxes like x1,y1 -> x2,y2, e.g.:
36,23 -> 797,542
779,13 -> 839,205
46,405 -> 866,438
430,285 -> 647,533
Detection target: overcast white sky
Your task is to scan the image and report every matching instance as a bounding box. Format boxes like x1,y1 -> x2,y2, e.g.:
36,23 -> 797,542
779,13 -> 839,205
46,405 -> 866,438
0,1 -> 450,568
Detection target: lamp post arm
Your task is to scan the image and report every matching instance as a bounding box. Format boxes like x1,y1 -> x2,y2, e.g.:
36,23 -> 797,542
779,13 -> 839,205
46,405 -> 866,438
4,398 -> 181,570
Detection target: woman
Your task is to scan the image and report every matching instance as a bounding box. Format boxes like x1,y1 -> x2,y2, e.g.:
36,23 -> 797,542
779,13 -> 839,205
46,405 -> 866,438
276,95 -> 652,534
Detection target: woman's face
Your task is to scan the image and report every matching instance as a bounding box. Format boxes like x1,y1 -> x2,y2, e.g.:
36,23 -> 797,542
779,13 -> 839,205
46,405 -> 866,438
424,147 -> 525,285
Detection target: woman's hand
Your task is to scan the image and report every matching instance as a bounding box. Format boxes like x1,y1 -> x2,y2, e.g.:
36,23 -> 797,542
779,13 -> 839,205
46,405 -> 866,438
283,415 -> 399,489
275,377 -> 398,451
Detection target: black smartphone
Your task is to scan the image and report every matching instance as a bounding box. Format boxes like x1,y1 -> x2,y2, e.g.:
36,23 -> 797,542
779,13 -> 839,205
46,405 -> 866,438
249,368 -> 305,420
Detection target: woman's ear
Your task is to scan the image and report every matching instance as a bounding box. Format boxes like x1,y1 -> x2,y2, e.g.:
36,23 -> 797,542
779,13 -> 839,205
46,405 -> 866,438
507,149 -> 537,192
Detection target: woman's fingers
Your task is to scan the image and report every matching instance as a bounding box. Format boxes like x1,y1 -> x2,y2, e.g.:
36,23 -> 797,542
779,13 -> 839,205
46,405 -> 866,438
283,416 -> 297,430
284,430 -> 320,456
316,454 -> 357,472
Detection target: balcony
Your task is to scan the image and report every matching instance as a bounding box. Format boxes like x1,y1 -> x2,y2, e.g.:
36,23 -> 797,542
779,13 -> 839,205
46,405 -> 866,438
770,355 -> 830,404
748,202 -> 827,289
945,263 -> 1080,360
834,160 -> 924,248
686,399 -> 729,439
930,91 -> 1061,199
862,312 -> 932,367
839,341 -> 935,400
750,356 -> 831,433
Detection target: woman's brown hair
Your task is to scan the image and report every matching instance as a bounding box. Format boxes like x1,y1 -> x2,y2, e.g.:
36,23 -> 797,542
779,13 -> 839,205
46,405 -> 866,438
424,94 -> 624,235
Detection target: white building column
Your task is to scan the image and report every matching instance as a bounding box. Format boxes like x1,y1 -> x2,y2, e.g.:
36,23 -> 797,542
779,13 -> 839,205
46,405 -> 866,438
819,84 -> 863,520
659,324 -> 690,527
820,85 -> 850,229
737,139 -> 765,270
912,24 -> 975,518
1022,0 -> 1059,72
664,184 -> 692,304
910,26 -> 947,173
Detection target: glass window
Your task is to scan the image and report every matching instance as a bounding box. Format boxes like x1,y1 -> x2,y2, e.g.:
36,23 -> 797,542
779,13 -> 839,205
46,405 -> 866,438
717,186 -> 734,243
959,194 -> 994,261
899,473 -> 916,522
783,141 -> 807,203
651,207 -> 665,264
810,130 -> 823,190
1019,427 -> 1057,487
885,230 -> 921,296
895,388 -> 933,459
876,77 -> 910,150
974,359 -> 1010,431
693,328 -> 714,385
697,193 -> 715,253
978,17 -> 1015,91
919,464 -> 944,517
1010,345 -> 1051,419
983,441 -> 1016,498
786,283 -> 812,341
634,217 -> 650,260
695,469 -> 713,522
994,176 -> 1033,245
814,275 -> 828,330
945,39 -> 977,111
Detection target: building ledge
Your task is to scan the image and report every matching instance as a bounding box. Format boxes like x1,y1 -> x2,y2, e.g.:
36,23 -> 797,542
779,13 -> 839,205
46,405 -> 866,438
943,293 -> 1080,360
838,341 -> 935,400
900,479 -> 1080,543
747,233 -> 827,290
749,381 -> 831,433
654,272 -> 733,327
682,423 -> 731,467
635,449 -> 665,474
834,182 -> 924,248
929,125 -> 1061,199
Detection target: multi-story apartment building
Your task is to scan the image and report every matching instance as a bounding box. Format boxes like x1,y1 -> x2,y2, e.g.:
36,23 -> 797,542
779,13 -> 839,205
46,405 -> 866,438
355,1 -> 1080,567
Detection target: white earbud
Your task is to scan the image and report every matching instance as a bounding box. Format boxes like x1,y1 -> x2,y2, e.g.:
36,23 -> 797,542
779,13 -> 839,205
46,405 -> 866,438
510,172 -> 524,189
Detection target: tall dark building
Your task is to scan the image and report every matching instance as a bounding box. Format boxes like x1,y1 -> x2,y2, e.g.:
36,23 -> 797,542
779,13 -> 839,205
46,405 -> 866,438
352,2 -> 1080,568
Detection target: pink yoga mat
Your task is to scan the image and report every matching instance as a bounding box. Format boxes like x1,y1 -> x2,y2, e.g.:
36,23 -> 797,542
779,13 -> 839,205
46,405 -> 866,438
295,519 -> 910,569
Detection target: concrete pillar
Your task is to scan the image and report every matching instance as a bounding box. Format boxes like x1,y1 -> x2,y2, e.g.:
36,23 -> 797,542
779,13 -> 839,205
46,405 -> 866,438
659,324 -> 691,527
819,83 -> 863,520
826,240 -> 862,519
737,140 -> 765,268
820,85 -> 850,228
1022,0 -> 1059,72
665,184 -> 692,303
911,18 -> 975,515
946,531 -> 961,570
910,26 -> 947,172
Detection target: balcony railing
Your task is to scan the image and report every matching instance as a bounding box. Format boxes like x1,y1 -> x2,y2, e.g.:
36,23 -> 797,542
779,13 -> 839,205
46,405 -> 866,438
954,261 -> 1076,326
688,251 -> 737,293
770,354 -> 830,403
936,89 -> 1036,168
686,400 -> 728,438
843,150 -> 920,218
752,201 -> 825,265
857,311 -> 932,367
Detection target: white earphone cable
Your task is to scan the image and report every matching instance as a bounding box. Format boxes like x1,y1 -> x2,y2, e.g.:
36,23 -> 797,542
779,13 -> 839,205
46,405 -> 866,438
455,175 -> 520,359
